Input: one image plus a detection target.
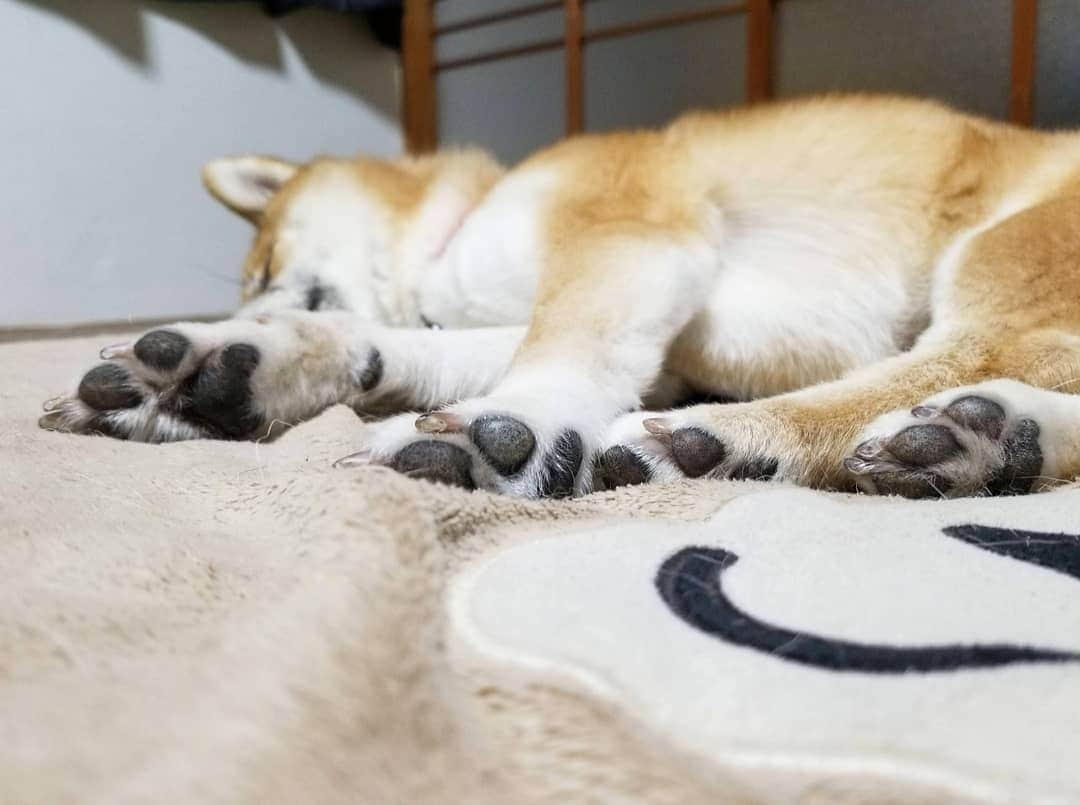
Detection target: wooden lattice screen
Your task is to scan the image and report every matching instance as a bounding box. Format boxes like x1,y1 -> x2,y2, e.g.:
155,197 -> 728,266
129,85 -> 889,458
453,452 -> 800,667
403,0 -> 1040,154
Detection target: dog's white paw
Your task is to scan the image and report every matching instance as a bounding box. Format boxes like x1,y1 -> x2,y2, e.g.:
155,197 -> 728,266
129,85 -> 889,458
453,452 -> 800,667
338,388 -> 616,498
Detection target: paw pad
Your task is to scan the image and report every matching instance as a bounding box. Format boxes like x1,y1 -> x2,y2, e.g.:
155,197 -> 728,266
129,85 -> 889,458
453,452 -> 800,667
593,445 -> 651,490
886,424 -> 962,465
470,414 -> 535,476
729,456 -> 779,481
986,418 -> 1041,495
359,347 -> 383,392
133,330 -> 190,372
391,441 -> 475,490
178,343 -> 262,439
539,430 -> 583,498
671,427 -> 725,478
942,395 -> 1005,439
77,364 -> 142,411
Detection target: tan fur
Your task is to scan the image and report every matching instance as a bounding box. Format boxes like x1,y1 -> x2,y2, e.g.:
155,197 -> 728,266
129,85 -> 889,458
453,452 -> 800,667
520,97 -> 1059,379
540,97 -> 1080,493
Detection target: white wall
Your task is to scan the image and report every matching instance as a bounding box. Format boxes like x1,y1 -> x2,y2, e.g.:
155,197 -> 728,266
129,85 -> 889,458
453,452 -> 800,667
0,0 -> 402,328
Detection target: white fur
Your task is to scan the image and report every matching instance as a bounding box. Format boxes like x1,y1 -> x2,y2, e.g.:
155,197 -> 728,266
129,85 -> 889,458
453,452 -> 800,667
350,325 -> 525,412
683,191 -> 927,398
416,167 -> 557,328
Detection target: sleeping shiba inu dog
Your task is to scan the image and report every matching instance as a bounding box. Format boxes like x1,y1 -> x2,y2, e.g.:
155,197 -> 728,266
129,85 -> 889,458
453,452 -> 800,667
40,94 -> 1080,499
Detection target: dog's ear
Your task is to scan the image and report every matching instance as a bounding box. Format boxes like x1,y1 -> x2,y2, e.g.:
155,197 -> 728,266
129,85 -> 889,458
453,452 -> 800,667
201,155 -> 298,222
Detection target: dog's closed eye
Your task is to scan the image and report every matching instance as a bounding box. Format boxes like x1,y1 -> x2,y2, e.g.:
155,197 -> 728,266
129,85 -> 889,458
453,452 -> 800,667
305,284 -> 325,311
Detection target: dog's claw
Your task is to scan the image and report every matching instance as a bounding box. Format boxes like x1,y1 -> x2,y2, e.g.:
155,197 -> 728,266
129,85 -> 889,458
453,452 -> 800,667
333,449 -> 373,468
99,342 -> 133,360
843,456 -> 873,474
642,417 -> 672,435
38,411 -> 64,430
415,411 -> 465,434
854,439 -> 882,459
642,417 -> 674,445
42,395 -> 65,412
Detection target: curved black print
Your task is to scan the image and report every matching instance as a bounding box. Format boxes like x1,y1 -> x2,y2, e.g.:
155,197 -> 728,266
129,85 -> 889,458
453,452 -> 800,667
943,525 -> 1080,581
656,545 -> 1080,673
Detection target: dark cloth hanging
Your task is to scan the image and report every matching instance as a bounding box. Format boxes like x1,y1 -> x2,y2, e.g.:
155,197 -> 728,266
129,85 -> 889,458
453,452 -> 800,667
168,1 -> 403,49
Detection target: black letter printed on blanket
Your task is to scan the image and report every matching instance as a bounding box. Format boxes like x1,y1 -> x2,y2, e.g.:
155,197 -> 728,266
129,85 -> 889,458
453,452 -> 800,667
655,525 -> 1080,673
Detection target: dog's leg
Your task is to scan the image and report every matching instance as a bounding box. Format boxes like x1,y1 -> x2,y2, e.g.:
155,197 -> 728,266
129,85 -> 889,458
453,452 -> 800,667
597,335 -> 1080,497
41,311 -> 524,442
350,232 -> 715,497
599,195 -> 1080,497
595,337 -> 1002,492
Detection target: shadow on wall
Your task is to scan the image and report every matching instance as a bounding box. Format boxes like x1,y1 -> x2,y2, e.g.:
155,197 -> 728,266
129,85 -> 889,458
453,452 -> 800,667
11,0 -> 399,118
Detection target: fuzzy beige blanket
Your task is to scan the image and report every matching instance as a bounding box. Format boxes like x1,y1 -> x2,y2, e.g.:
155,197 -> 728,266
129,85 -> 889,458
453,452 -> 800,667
1,334 -> 761,804
7,335 -> 1080,804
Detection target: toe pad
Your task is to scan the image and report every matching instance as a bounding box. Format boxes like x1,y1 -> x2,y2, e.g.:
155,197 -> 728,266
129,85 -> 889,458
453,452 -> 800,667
671,428 -> 726,478
470,415 -> 536,476
594,445 -> 651,490
391,441 -> 476,490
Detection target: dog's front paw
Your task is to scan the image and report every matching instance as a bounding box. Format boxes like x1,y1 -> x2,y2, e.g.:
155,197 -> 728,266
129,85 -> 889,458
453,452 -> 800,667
39,315 -> 364,442
845,383 -> 1046,498
338,399 -> 595,498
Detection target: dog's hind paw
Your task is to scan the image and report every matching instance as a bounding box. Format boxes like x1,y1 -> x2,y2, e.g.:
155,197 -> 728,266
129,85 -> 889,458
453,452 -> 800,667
844,381 -> 1051,498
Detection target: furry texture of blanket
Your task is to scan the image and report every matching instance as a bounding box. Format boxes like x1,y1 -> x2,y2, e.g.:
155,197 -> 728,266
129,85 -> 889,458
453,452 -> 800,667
1,333 -> 758,803
4,334 -> 1079,804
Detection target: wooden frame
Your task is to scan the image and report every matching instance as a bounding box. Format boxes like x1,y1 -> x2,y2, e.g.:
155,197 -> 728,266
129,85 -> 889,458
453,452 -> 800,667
1009,0 -> 1039,126
403,0 -> 1040,154
402,0 -> 437,153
